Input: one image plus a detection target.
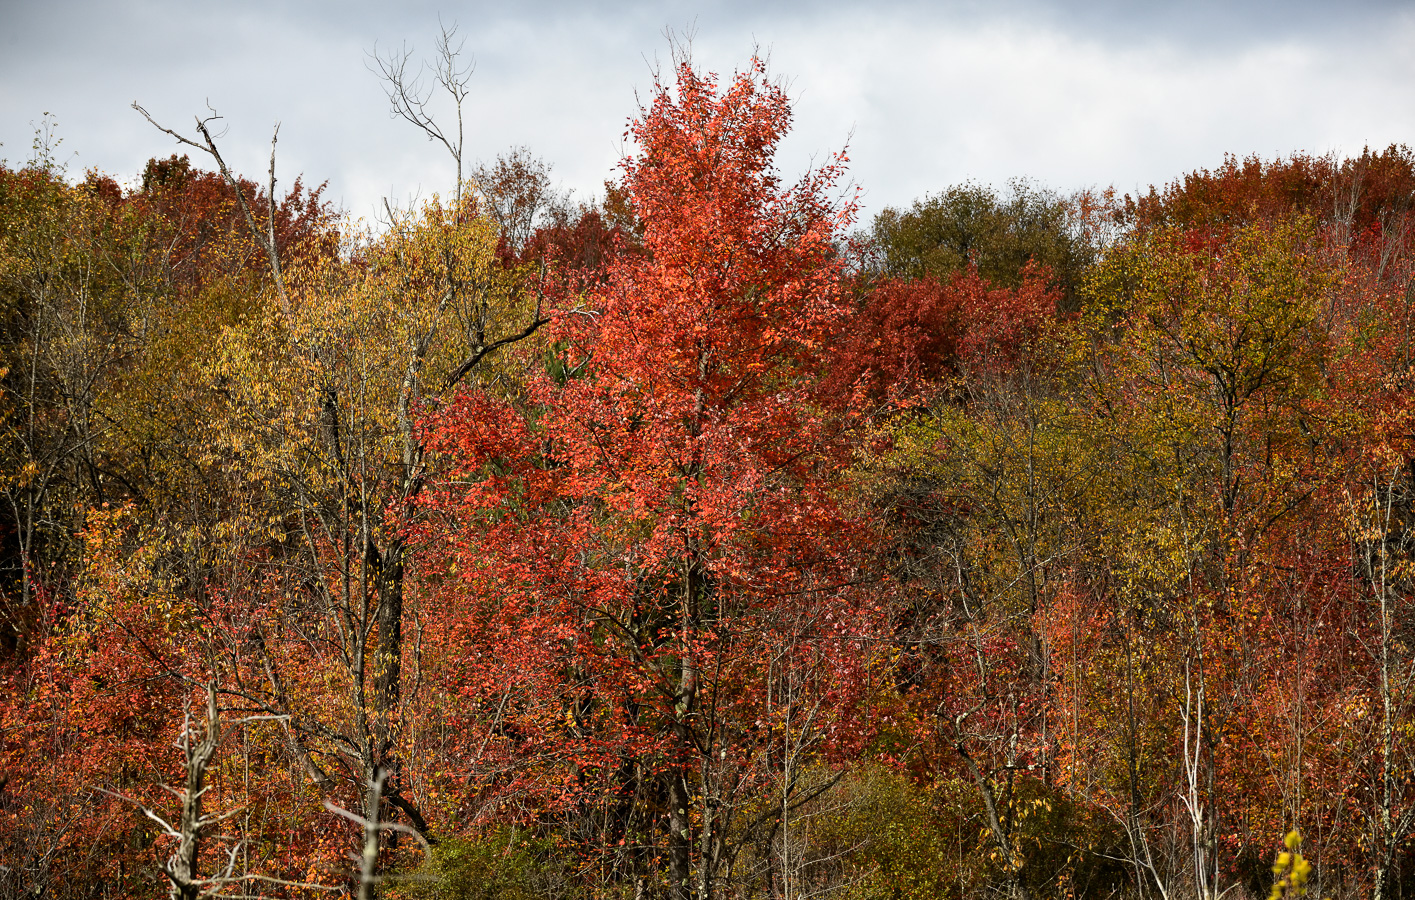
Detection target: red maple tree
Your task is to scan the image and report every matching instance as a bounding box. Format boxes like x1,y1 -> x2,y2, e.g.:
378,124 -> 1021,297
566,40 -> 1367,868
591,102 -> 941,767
418,55 -> 882,900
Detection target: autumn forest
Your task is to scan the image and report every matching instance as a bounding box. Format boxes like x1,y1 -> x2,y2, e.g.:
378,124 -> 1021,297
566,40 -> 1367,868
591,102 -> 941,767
2,50 -> 1415,900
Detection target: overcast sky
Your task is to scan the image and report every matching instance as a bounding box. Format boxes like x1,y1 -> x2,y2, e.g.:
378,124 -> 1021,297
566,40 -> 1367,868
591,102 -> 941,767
3,0 -> 1412,226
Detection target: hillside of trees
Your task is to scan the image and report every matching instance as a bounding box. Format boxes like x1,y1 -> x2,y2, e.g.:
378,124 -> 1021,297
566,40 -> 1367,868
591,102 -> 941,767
2,54 -> 1414,900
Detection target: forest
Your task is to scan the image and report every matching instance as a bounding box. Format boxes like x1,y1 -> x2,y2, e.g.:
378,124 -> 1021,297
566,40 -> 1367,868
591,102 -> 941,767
1,50 -> 1414,900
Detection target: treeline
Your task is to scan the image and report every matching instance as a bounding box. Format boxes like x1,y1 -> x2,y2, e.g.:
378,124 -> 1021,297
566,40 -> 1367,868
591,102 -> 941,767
1,55 -> 1414,900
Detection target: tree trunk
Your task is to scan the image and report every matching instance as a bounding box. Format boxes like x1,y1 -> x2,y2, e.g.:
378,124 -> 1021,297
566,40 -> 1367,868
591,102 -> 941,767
669,771 -> 693,900
373,538 -> 405,763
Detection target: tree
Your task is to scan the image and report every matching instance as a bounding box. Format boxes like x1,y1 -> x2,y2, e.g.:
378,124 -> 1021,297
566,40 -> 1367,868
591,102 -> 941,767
1052,216 -> 1349,899
471,147 -> 567,256
195,188 -> 540,868
862,265 -> 1074,900
131,81 -> 548,890
870,180 -> 1096,311
419,53 -> 879,900
1124,146 -> 1415,288
830,264 -> 1059,405
370,21 -> 475,205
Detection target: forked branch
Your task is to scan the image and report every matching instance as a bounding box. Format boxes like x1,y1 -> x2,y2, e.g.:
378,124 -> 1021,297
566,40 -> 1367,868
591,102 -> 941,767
131,102 -> 292,318
368,19 -> 473,200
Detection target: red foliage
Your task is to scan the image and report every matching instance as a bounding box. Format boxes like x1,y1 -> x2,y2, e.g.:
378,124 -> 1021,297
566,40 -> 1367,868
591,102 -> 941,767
417,57 -> 883,881
834,264 -> 1060,404
1129,146 -> 1415,267
132,153 -> 336,293
517,200 -> 642,298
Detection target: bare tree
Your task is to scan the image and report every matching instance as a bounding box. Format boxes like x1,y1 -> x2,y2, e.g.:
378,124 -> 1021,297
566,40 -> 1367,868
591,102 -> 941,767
1348,460 -> 1415,900
130,104 -> 291,316
134,67 -> 549,895
368,19 -> 473,204
101,683 -> 333,900
325,769 -> 432,900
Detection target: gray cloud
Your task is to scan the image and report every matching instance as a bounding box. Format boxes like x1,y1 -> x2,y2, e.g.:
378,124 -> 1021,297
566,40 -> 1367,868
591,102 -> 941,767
3,0 -> 1411,224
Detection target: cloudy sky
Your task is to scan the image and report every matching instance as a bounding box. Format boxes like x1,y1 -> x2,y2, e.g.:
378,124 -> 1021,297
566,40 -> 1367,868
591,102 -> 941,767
3,0 -> 1412,225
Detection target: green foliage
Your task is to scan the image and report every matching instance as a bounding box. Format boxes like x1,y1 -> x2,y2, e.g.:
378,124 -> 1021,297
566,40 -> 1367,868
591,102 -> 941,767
806,770 -> 1127,900
871,179 -> 1095,311
829,771 -> 958,900
395,828 -> 581,900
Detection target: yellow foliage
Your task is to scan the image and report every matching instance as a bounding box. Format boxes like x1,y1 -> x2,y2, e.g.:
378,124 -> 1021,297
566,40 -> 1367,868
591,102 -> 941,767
1269,830 -> 1311,900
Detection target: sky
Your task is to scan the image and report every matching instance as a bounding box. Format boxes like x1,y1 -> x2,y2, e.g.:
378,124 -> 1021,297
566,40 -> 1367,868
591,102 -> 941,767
3,0 -> 1413,226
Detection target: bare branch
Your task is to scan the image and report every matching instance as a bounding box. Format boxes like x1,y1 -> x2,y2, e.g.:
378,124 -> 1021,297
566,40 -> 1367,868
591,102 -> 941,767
368,18 -> 473,200
131,102 -> 292,318
324,769 -> 433,900
442,313 -> 551,391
